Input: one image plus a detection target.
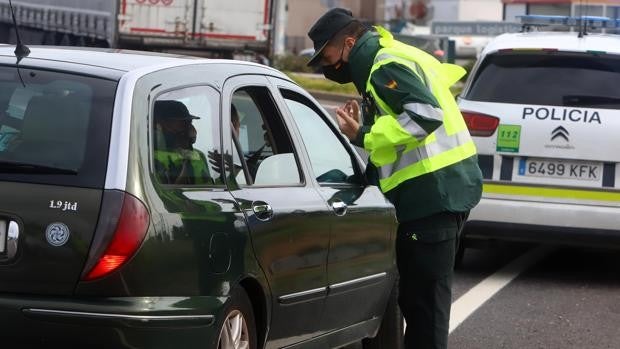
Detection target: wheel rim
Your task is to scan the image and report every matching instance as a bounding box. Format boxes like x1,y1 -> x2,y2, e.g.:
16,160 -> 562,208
218,310 -> 250,349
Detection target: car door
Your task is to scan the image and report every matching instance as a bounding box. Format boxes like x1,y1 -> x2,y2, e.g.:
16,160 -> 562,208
92,67 -> 256,298
221,75 -> 331,347
272,79 -> 397,331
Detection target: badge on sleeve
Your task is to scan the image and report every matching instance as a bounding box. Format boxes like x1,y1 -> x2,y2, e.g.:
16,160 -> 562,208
385,79 -> 398,89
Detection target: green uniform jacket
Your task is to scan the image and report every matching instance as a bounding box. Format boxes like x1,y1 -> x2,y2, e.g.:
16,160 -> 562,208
349,30 -> 482,223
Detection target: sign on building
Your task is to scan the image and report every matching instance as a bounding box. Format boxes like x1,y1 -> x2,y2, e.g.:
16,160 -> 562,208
431,21 -> 521,36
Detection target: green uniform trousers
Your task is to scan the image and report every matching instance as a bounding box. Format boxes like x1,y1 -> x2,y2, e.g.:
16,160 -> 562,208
396,211 -> 468,349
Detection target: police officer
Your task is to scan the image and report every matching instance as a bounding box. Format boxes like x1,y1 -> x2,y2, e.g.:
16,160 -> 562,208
307,8 -> 483,349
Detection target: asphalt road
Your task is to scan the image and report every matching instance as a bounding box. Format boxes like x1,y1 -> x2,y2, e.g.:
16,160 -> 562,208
451,241 -> 620,349
318,98 -> 620,349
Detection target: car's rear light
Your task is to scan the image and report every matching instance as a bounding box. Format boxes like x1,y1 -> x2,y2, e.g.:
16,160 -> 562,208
462,111 -> 500,137
81,192 -> 150,281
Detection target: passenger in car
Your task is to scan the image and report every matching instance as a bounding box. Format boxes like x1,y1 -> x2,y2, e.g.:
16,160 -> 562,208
153,100 -> 213,185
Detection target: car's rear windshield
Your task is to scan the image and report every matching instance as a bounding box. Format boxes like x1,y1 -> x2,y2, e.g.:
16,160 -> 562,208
0,66 -> 117,188
465,51 -> 620,109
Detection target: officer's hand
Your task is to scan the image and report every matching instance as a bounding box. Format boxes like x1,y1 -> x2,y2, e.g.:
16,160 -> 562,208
336,105 -> 360,141
344,99 -> 361,123
208,150 -> 233,176
208,150 -> 224,175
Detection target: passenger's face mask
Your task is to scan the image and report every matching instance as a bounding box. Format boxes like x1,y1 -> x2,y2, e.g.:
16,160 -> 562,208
322,45 -> 352,84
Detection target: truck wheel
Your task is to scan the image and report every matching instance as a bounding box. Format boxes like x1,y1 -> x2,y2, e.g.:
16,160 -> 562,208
362,280 -> 404,349
217,288 -> 257,349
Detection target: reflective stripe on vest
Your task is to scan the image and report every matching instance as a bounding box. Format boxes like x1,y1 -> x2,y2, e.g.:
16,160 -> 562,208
365,26 -> 476,193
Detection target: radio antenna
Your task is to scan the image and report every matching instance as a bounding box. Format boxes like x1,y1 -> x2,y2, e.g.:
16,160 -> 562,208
9,0 -> 30,62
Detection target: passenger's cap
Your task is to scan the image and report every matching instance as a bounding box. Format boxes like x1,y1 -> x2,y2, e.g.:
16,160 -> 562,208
154,100 -> 200,120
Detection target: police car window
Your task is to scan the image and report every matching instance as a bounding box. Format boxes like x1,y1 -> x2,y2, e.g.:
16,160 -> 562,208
466,52 -> 620,109
152,86 -> 222,186
0,67 -> 115,188
280,89 -> 357,184
230,86 -> 301,186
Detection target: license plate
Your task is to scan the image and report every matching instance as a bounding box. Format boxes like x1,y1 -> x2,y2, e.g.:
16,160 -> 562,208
518,158 -> 602,181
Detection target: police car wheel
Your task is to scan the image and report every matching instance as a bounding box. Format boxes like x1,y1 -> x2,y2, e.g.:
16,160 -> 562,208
362,279 -> 404,349
216,288 -> 257,349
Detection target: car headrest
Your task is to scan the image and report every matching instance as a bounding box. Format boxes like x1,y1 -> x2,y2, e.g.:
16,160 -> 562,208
253,153 -> 300,186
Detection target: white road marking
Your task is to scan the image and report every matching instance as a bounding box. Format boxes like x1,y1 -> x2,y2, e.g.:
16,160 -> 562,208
449,245 -> 554,334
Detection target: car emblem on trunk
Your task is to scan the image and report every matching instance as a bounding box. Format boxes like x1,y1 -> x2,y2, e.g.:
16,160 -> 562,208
45,223 -> 70,247
551,126 -> 569,142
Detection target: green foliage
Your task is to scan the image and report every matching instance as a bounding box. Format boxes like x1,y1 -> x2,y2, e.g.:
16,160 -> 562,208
273,54 -> 315,73
286,73 -> 358,96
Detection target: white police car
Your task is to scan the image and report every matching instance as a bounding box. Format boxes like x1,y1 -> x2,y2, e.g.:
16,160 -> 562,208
458,16 -> 620,248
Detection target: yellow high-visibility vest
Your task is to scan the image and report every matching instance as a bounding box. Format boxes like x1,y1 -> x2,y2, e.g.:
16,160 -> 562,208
364,26 -> 477,193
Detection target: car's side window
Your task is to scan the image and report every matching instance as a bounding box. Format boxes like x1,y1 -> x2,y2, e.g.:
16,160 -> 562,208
151,86 -> 222,186
229,86 -> 301,186
281,89 -> 357,184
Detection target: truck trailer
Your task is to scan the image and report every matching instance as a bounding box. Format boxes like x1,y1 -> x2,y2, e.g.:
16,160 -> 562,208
0,0 -> 272,57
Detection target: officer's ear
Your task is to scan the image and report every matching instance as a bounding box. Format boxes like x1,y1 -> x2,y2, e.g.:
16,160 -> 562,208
344,36 -> 356,50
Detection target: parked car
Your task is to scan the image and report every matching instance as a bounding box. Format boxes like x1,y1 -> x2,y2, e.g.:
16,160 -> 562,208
0,46 -> 400,348
458,19 -> 620,249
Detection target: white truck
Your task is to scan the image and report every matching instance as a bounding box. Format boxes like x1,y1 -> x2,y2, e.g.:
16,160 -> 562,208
0,0 -> 272,57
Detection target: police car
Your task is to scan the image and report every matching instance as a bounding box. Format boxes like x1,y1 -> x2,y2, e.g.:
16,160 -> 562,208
458,16 -> 620,248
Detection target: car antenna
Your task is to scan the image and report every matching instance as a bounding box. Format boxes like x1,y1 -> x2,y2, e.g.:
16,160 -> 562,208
8,0 -> 29,87
9,0 -> 30,61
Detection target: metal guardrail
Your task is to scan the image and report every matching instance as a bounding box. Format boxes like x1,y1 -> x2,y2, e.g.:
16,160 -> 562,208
0,0 -> 111,41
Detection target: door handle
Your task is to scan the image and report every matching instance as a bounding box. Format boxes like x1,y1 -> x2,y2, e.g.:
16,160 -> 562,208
331,200 -> 348,216
252,201 -> 274,221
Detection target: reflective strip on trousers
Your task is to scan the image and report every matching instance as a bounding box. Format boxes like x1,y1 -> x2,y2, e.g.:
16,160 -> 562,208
378,128 -> 473,179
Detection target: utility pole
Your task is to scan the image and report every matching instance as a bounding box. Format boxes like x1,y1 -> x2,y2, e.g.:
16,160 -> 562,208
273,0 -> 288,56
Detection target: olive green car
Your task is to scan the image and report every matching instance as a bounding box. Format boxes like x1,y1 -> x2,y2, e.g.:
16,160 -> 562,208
0,46 -> 400,348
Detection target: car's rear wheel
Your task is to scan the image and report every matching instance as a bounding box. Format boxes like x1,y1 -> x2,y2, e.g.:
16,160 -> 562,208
217,288 -> 257,349
361,279 -> 404,349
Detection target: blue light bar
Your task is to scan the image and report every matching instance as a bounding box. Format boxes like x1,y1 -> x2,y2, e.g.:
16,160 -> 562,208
518,15 -> 620,29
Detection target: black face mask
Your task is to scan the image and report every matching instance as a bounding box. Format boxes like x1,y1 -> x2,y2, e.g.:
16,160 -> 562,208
322,46 -> 352,84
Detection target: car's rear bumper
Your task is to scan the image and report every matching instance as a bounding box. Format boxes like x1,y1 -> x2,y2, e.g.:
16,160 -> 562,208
465,196 -> 620,248
0,294 -> 225,348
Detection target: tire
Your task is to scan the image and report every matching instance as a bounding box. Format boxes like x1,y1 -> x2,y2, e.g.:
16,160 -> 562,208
216,288 -> 257,349
362,280 -> 404,349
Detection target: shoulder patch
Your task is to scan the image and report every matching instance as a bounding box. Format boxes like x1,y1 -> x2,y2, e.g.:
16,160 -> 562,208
385,79 -> 398,89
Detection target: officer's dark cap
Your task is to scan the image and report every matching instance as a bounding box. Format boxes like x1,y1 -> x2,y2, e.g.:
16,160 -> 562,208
154,100 -> 200,121
307,8 -> 355,67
